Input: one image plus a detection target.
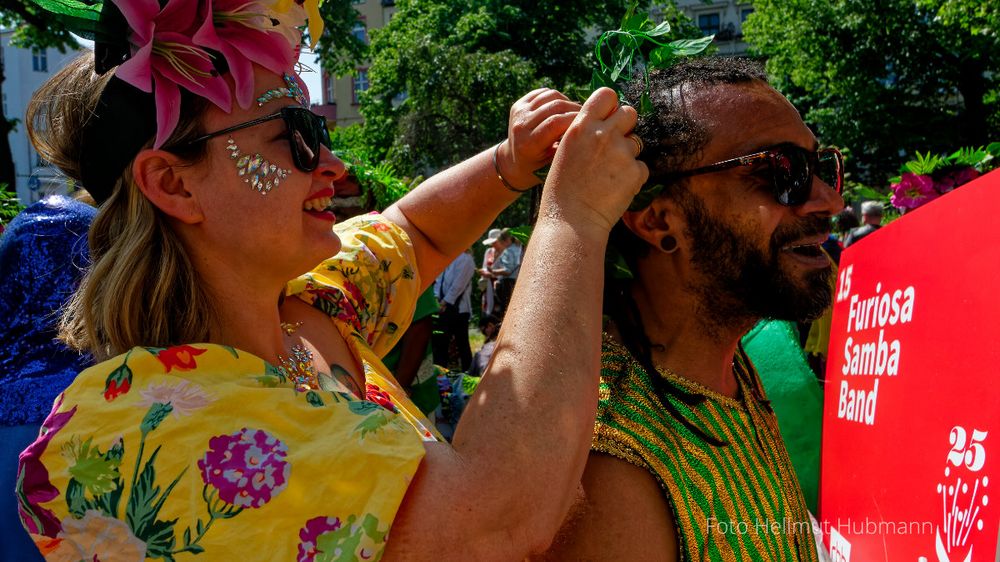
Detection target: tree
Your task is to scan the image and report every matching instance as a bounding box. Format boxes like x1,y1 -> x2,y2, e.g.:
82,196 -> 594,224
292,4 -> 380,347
743,0 -> 999,186
314,0 -> 370,77
353,0 -> 697,226
0,1 -> 78,191
359,0 -> 697,173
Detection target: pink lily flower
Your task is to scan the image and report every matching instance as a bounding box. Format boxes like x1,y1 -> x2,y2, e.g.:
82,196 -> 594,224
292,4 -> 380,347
890,172 -> 939,211
113,0 -> 232,148
195,0 -> 298,108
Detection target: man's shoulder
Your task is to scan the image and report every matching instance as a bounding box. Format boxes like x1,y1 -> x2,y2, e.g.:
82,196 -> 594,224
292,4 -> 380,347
851,224 -> 879,236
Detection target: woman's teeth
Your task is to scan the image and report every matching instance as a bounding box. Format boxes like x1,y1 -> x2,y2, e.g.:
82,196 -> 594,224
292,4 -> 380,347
304,196 -> 332,211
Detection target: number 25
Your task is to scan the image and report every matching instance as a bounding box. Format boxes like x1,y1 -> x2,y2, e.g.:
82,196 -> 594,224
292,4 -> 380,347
948,426 -> 987,472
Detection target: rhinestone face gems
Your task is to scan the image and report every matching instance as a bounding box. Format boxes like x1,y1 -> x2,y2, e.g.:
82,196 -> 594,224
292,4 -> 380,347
255,73 -> 308,107
226,137 -> 291,194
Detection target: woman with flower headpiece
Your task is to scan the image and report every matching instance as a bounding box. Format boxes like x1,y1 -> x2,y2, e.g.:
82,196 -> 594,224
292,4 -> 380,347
13,0 -> 649,560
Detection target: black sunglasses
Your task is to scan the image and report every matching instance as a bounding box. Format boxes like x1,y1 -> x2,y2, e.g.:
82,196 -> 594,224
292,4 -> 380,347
186,106 -> 332,172
665,143 -> 844,206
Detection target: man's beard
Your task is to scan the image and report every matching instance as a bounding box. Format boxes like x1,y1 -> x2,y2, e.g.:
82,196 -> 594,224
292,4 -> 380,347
675,188 -> 834,330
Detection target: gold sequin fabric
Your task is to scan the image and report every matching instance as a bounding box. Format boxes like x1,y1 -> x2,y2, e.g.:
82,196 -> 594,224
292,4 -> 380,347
593,335 -> 819,562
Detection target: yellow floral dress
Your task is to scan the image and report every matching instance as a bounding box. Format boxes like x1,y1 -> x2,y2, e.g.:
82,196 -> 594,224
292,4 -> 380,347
16,213 -> 439,561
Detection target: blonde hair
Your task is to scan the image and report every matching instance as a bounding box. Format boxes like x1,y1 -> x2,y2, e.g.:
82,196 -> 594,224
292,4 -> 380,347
29,53 -> 215,361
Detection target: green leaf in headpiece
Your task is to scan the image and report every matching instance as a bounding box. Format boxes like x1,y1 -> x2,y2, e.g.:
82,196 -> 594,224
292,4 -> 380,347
667,36 -> 715,58
646,21 -> 673,38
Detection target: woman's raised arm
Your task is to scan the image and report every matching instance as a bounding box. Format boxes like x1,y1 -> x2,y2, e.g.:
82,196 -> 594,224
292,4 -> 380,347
382,88 -> 580,289
382,88 -> 649,561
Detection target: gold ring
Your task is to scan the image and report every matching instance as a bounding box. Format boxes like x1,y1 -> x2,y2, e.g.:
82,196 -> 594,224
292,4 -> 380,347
627,133 -> 644,157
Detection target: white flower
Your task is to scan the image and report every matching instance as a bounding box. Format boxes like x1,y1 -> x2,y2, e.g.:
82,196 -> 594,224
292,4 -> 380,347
49,510 -> 146,562
137,379 -> 213,417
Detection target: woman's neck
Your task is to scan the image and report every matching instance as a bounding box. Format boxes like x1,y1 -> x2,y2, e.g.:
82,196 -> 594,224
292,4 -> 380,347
198,268 -> 289,364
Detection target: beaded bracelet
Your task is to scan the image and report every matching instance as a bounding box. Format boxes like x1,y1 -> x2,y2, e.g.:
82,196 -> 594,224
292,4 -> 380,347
492,141 -> 535,193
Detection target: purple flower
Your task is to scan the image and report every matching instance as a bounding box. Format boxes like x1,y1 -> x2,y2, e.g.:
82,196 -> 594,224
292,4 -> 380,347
198,427 -> 290,509
891,172 -> 939,211
16,396 -> 77,537
935,167 -> 981,193
297,516 -> 342,562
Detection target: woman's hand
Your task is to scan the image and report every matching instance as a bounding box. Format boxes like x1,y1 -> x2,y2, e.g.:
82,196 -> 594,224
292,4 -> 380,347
540,88 -> 649,236
496,88 -> 582,190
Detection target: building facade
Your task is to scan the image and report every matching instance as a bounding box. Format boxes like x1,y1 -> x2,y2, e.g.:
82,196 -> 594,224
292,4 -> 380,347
1,30 -> 79,204
670,0 -> 754,57
318,0 -> 397,129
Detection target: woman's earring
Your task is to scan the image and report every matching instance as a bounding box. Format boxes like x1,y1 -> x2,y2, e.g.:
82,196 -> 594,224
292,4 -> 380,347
660,235 -> 678,253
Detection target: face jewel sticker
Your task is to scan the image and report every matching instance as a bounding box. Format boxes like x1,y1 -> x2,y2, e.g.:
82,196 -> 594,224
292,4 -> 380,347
256,73 -> 308,107
226,137 -> 291,194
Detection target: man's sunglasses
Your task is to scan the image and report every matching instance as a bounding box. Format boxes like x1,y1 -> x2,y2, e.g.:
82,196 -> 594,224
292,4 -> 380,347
186,106 -> 332,172
665,143 -> 843,206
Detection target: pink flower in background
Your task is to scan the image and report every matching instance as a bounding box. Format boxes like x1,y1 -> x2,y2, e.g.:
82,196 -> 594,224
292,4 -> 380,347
195,0 -> 298,108
891,172 -> 939,211
934,167 -> 980,193
113,0 -> 232,148
198,428 -> 290,508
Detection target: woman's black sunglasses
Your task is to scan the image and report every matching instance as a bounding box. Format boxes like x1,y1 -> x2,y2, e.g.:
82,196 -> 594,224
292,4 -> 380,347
665,143 -> 844,206
186,106 -> 332,172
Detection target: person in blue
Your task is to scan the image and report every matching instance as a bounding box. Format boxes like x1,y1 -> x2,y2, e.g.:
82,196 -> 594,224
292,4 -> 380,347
0,193 -> 95,561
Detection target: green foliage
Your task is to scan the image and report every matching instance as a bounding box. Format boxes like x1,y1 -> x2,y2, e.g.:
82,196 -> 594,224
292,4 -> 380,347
507,224 -> 532,246
901,151 -> 950,176
743,0 -> 1000,187
842,181 -> 889,206
364,24 -> 541,175
337,149 -> 418,212
359,0 -> 696,228
314,0 -> 370,78
361,0 -> 690,171
0,2 -> 81,52
0,183 -> 24,225
888,142 -> 999,183
592,1 -> 712,114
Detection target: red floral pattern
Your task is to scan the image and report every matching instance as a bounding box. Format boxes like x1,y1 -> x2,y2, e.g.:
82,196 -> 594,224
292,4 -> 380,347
155,345 -> 208,372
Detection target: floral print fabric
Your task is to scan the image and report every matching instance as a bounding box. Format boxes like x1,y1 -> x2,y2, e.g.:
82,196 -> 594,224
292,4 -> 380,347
17,214 -> 433,561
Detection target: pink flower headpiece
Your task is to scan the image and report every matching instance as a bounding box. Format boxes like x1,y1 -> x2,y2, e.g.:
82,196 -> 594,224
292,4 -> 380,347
112,0 -> 322,148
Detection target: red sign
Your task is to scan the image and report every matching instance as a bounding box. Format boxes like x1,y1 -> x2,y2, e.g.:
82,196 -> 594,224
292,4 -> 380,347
820,169 -> 1000,562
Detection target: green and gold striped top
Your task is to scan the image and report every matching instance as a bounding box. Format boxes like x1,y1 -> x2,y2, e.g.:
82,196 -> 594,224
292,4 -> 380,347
593,335 -> 818,562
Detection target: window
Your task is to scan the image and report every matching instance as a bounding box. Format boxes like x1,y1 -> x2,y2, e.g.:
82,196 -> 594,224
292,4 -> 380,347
741,8 -> 755,22
697,13 -> 721,36
31,48 -> 48,72
352,69 -> 369,104
351,22 -> 368,44
325,75 -> 335,105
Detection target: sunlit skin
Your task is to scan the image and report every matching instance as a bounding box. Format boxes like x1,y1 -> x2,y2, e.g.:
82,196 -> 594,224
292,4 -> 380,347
188,68 -> 348,284
132,66 -> 359,392
678,81 -> 844,286
538,80 -> 843,562
624,81 -> 844,399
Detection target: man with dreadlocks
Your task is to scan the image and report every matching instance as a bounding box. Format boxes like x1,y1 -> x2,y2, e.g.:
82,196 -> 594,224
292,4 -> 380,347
541,57 -> 844,561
